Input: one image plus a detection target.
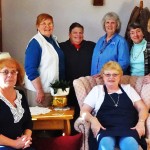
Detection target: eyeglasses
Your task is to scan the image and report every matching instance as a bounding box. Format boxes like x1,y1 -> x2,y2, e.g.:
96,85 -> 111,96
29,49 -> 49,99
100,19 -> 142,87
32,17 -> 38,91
103,73 -> 119,78
40,22 -> 53,27
0,70 -> 18,76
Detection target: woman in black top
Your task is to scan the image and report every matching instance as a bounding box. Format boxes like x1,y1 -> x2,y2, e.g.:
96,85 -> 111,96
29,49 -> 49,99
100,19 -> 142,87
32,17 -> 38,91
0,58 -> 33,150
60,22 -> 95,135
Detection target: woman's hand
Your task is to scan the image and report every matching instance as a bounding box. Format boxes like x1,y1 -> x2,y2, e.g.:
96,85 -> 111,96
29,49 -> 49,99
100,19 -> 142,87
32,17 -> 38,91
31,77 -> 45,103
143,75 -> 150,84
21,135 -> 32,149
13,137 -> 26,149
13,135 -> 32,149
131,121 -> 145,138
36,89 -> 45,103
90,117 -> 106,138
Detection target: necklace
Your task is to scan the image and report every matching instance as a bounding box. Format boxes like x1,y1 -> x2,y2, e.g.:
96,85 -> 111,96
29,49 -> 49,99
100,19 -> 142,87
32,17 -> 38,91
131,45 -> 144,61
108,94 -> 120,107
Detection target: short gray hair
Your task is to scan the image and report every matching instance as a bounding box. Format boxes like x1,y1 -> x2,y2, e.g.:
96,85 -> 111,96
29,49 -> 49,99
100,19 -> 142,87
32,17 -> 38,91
102,12 -> 121,33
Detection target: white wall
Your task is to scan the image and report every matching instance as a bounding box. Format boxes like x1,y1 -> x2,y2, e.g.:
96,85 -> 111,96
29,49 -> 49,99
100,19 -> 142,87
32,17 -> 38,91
2,0 -> 150,64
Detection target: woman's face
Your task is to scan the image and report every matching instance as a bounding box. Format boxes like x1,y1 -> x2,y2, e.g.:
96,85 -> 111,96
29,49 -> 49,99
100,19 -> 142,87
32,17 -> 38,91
129,28 -> 144,44
104,19 -> 117,35
103,69 -> 121,87
69,27 -> 84,44
37,19 -> 54,37
0,66 -> 18,89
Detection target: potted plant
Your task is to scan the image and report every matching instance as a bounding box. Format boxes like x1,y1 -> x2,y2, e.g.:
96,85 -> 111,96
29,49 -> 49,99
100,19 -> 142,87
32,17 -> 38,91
50,80 -> 70,96
50,80 -> 70,107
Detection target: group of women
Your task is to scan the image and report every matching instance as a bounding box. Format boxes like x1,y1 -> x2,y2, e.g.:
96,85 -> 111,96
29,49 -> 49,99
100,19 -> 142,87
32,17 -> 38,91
24,11 -> 150,109
0,11 -> 149,150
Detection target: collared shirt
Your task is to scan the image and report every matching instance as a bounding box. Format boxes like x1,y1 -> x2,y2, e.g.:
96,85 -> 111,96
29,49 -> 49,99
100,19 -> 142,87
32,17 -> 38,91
91,33 -> 129,75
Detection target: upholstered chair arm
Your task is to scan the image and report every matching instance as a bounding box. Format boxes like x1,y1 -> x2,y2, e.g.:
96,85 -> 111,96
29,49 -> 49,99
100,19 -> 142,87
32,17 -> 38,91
145,115 -> 150,149
74,117 -> 90,133
74,117 -> 90,150
146,115 -> 150,138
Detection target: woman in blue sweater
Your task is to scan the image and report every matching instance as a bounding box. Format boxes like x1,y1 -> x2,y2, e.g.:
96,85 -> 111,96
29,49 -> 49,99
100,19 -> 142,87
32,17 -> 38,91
24,13 -> 65,107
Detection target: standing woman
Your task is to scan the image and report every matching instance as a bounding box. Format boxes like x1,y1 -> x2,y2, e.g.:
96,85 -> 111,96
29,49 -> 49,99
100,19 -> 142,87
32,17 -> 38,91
128,22 -> 150,84
91,12 -> 129,75
24,13 -> 65,107
60,22 -> 95,134
0,58 -> 33,150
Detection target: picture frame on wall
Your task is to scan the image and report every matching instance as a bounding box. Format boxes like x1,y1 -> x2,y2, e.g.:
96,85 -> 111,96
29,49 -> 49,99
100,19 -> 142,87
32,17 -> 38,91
93,0 -> 104,6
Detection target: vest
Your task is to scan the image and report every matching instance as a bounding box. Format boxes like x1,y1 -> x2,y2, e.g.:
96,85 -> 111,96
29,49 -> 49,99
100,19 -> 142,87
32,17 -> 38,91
24,32 -> 59,93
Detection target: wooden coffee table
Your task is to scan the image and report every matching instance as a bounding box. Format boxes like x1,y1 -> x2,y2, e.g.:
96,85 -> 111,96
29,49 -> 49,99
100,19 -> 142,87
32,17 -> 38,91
32,107 -> 74,135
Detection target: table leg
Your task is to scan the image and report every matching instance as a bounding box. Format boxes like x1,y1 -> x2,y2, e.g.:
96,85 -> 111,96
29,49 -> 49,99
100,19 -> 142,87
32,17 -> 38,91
63,120 -> 71,135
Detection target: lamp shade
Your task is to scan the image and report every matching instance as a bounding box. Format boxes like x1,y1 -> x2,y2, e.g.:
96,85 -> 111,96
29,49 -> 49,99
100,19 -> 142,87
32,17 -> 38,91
0,52 -> 11,59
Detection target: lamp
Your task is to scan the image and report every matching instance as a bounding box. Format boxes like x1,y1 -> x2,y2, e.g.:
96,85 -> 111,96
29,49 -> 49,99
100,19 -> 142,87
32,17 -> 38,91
0,52 -> 11,59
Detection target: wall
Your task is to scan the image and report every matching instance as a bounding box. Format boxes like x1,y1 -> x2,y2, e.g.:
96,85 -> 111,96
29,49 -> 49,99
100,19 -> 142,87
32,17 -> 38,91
2,0 -> 150,64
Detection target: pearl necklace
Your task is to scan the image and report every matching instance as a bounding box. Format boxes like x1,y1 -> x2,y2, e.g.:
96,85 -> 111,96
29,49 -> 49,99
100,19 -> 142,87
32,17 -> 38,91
108,94 -> 120,107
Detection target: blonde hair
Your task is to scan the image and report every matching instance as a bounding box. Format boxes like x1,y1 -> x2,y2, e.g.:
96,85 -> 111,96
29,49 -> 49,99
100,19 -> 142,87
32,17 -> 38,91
100,61 -> 123,76
0,58 -> 25,86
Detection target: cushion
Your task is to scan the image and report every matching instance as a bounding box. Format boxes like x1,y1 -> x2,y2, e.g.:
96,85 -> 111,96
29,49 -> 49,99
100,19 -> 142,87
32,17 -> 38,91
32,133 -> 82,150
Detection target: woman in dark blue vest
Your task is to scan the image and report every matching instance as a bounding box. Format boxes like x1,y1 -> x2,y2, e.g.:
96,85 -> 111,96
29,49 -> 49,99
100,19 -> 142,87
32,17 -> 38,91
80,61 -> 148,150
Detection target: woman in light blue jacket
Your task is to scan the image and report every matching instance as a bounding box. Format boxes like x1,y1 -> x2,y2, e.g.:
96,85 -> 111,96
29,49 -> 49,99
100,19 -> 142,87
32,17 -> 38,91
91,12 -> 129,75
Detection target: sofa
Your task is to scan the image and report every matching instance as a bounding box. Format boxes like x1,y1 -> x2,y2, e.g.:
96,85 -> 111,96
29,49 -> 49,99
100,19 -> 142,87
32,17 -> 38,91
73,75 -> 150,150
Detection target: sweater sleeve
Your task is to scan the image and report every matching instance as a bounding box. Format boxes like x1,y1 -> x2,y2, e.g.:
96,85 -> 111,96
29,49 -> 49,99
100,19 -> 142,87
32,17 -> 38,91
25,38 -> 42,81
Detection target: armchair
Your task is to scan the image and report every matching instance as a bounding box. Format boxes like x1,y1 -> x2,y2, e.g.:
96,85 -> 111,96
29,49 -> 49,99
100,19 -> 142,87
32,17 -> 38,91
73,75 -> 150,150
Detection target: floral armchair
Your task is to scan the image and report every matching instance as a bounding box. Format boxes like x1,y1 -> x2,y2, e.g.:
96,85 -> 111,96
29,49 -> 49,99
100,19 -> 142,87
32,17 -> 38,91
73,75 -> 150,150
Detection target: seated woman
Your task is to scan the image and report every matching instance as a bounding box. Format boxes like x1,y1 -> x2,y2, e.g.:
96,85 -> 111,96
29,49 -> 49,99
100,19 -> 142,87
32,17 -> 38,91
80,61 -> 148,150
128,22 -> 150,84
0,58 -> 33,150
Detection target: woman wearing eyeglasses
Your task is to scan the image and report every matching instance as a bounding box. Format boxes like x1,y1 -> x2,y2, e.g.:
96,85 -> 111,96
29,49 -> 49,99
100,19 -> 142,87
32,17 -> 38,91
0,58 -> 33,150
91,12 -> 129,75
24,13 -> 65,107
81,61 -> 148,150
